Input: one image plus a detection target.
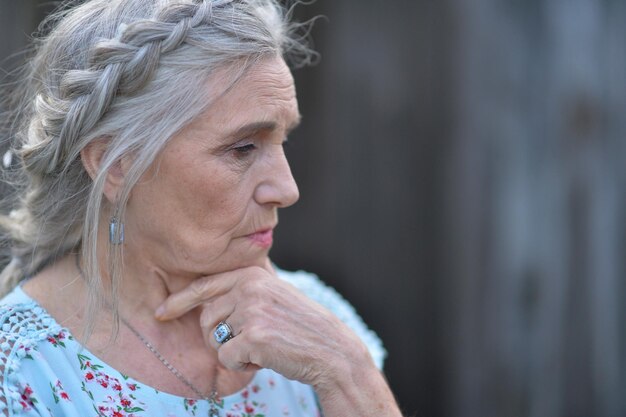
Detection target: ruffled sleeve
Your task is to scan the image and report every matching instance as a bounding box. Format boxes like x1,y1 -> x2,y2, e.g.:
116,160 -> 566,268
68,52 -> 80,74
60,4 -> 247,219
276,268 -> 387,370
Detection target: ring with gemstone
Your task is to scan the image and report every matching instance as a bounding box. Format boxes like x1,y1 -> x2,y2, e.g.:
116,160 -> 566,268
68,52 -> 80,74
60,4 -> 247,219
214,321 -> 234,344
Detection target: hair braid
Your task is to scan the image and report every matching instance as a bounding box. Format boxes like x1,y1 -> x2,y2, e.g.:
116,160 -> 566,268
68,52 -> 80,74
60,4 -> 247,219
24,0 -> 241,175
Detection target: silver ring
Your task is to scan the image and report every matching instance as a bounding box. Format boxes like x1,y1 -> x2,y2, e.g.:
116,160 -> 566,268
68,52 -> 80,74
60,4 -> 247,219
214,321 -> 234,344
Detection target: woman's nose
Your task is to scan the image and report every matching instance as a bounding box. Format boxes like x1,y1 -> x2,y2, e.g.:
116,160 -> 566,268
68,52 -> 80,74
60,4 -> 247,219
254,150 -> 300,208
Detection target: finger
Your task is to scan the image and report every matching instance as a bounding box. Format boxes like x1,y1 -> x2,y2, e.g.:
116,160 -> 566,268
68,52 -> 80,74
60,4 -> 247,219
217,331 -> 259,372
155,271 -> 241,320
198,295 -> 240,350
156,265 -> 275,320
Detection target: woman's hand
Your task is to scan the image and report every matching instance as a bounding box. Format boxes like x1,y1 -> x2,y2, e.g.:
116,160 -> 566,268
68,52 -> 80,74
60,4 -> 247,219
154,262 -> 366,384
155,262 -> 402,417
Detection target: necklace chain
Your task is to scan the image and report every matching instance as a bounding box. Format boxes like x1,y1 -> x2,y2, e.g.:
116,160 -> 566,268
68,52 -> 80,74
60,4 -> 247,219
121,317 -> 220,412
75,255 -> 221,417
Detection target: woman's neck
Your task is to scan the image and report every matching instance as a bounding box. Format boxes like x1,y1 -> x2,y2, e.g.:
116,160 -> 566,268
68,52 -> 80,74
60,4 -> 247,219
22,252 -> 203,340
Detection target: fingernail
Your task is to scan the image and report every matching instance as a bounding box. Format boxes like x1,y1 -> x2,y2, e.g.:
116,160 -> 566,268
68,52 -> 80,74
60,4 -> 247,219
155,305 -> 166,319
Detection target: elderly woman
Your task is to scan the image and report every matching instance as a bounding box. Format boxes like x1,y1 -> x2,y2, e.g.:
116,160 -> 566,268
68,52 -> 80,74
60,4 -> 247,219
0,1 -> 401,416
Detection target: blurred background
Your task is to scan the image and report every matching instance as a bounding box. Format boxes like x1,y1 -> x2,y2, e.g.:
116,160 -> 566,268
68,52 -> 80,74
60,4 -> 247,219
1,1 -> 625,416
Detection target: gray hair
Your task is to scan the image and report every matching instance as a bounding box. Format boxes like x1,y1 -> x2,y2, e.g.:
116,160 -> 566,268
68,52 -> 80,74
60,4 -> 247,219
0,0 -> 314,338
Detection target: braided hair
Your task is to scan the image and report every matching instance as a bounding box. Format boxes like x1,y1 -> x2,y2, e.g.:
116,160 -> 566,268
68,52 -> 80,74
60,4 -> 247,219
0,0 -> 313,338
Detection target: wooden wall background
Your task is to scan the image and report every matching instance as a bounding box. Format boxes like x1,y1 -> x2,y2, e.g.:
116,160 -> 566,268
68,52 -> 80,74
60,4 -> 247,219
1,1 -> 625,416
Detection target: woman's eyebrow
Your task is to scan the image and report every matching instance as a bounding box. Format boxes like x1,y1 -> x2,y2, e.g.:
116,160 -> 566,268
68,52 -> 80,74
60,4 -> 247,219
225,116 -> 302,141
227,121 -> 277,140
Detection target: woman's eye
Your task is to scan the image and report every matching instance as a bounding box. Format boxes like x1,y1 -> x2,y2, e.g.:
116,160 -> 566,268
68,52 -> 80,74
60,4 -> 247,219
233,143 -> 256,156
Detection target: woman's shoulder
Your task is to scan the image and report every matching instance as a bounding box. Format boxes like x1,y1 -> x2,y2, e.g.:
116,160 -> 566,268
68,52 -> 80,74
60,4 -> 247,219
0,286 -> 64,360
1,284 -> 46,312
0,286 -> 58,336
276,268 -> 387,370
0,284 -> 32,306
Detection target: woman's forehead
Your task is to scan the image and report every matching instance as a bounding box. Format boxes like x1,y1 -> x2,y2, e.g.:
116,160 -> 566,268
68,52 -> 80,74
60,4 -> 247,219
195,57 -> 300,135
167,57 -> 300,147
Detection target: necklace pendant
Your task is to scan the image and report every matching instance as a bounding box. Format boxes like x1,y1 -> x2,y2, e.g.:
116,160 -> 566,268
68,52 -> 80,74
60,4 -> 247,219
209,407 -> 220,417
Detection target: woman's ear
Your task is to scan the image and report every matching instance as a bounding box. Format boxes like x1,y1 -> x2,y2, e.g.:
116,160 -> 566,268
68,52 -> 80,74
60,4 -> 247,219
80,139 -> 128,204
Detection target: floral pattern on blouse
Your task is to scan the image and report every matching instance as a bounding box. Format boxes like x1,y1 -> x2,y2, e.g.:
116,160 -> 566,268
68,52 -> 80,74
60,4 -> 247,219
47,331 -> 70,348
77,353 -> 147,416
17,384 -> 38,412
50,380 -> 71,403
223,385 -> 268,417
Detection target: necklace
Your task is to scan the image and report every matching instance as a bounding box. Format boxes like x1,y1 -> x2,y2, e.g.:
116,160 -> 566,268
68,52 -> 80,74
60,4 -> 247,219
122,318 -> 221,417
74,254 -> 221,417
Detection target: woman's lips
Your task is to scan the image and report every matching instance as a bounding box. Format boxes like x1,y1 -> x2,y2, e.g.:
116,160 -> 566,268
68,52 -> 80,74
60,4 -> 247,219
247,229 -> 273,247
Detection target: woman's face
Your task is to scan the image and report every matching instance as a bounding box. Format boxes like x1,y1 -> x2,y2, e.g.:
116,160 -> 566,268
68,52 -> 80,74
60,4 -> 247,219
125,57 -> 300,277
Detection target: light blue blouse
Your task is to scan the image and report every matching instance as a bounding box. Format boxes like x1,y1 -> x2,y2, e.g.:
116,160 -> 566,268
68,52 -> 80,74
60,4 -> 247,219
0,269 -> 385,416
